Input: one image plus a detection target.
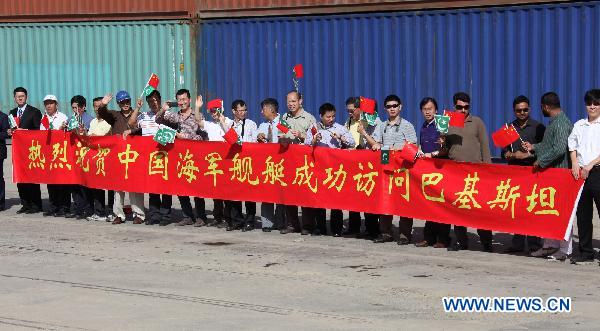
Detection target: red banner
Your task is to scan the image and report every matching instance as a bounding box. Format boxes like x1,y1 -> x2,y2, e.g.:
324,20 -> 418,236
12,130 -> 583,240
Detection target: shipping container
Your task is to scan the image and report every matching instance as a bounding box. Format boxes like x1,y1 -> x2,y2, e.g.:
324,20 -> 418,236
0,20 -> 195,115
198,1 -> 600,155
0,0 -> 196,23
198,0 -> 566,18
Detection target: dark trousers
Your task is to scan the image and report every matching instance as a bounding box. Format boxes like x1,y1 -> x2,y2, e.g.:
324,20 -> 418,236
245,201 -> 256,218
47,184 -> 70,212
88,188 -> 106,216
226,201 -> 246,227
364,213 -> 380,237
577,170 -> 600,260
510,234 -> 541,251
0,159 -> 5,209
330,209 -> 343,235
379,215 -> 413,239
213,199 -> 225,221
423,221 -> 451,246
149,193 -> 172,221
347,211 -> 361,234
107,190 -> 114,211
285,205 -> 304,231
302,207 -> 326,234
17,183 -> 42,210
454,226 -> 492,247
71,184 -> 91,215
178,196 -> 206,221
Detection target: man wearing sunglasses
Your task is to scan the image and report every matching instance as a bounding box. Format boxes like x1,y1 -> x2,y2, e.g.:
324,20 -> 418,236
361,94 -> 417,245
502,95 -> 545,254
438,92 -> 493,252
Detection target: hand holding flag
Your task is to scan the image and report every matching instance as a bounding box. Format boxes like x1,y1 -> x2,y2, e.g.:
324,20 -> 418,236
9,115 -> 19,129
223,127 -> 242,145
277,118 -> 291,134
41,114 -> 51,130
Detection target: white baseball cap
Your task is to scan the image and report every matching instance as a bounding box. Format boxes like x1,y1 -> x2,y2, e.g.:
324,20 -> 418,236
43,94 -> 58,102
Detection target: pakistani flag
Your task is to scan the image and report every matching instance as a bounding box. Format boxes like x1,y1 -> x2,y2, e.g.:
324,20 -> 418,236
434,114 -> 450,134
380,149 -> 390,165
154,124 -> 177,146
67,116 -> 80,131
360,112 -> 377,126
9,115 -> 18,128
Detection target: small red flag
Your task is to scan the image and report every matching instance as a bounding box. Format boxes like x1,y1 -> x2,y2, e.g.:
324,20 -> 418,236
40,115 -> 50,129
398,143 -> 419,163
293,64 -> 304,79
360,96 -> 376,114
444,110 -> 466,127
311,125 -> 318,136
207,99 -> 223,112
276,123 -> 290,134
147,73 -> 160,89
223,127 -> 240,145
492,124 -> 521,148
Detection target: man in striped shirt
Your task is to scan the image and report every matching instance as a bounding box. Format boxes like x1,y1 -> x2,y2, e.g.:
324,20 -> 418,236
523,92 -> 574,260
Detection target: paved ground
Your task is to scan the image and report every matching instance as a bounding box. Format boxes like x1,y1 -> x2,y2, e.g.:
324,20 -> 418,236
1,156 -> 600,330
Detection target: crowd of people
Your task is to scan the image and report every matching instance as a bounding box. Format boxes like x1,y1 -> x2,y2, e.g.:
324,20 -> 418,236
1,86 -> 599,265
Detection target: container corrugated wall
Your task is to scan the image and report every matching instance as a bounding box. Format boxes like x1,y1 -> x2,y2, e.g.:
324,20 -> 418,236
0,21 -> 194,113
198,1 -> 600,155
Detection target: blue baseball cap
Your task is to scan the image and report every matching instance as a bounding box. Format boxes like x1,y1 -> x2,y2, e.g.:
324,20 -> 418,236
116,90 -> 131,103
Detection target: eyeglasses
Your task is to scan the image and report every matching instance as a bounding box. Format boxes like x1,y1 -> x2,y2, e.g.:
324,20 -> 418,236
585,101 -> 600,106
234,109 -> 248,112
514,108 -> 530,113
385,103 -> 400,109
455,104 -> 470,110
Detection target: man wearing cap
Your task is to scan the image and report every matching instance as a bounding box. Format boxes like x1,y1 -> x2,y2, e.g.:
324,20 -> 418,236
156,89 -> 206,227
40,95 -> 70,217
125,89 -> 171,225
361,94 -> 417,245
345,96 -> 382,238
98,91 -> 146,225
8,87 -> 43,214
256,98 -> 287,232
279,91 -> 317,234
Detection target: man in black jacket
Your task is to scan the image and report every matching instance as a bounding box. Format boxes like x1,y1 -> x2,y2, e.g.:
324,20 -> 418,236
8,87 -> 43,214
0,110 -> 10,211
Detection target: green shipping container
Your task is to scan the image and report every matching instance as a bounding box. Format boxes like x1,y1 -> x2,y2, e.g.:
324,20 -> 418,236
0,20 -> 194,114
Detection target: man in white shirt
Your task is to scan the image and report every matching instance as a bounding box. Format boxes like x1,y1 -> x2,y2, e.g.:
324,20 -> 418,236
226,99 -> 258,232
256,98 -> 286,232
40,95 -> 70,217
569,89 -> 600,264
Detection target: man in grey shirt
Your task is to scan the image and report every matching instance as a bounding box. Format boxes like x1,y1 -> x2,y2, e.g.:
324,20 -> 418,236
362,94 -> 417,245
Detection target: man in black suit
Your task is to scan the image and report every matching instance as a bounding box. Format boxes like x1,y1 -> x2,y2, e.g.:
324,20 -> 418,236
0,110 -> 10,211
8,87 -> 43,214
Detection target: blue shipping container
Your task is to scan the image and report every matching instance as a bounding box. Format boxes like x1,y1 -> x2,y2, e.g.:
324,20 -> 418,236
198,1 -> 600,155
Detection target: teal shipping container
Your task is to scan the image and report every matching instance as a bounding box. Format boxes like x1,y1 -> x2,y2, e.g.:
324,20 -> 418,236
0,20 -> 194,114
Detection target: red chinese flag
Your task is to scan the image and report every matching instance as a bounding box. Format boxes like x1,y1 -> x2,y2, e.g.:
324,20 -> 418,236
492,125 -> 520,148
147,73 -> 160,89
444,110 -> 466,127
311,125 -> 318,136
398,143 -> 419,163
276,123 -> 290,134
40,115 -> 50,130
293,64 -> 304,79
360,96 -> 376,114
207,98 -> 223,110
223,127 -> 239,145
14,116 -> 20,128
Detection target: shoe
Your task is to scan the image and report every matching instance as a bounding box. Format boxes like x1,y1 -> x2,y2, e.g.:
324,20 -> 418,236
530,247 -> 558,258
280,227 -> 295,234
433,242 -> 448,249
85,214 -> 97,222
397,235 -> 410,245
177,218 -> 195,226
193,219 -> 206,227
503,246 -> 524,254
106,214 -> 115,223
112,217 -> 124,225
159,219 -> 171,226
226,224 -> 241,231
373,234 -> 393,243
570,256 -> 596,265
482,243 -> 493,253
26,207 -> 41,214
64,212 -> 77,219
133,216 -> 144,224
547,251 -> 569,261
216,221 -> 228,229
43,210 -> 56,217
447,243 -> 468,251
242,224 -> 254,232
415,240 -> 429,247
76,214 -> 88,220
206,219 -> 221,227
262,227 -> 272,232
311,229 -> 322,236
145,218 -> 157,225
300,229 -> 310,235
54,210 -> 66,217
16,206 -> 30,214
332,233 -> 341,237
